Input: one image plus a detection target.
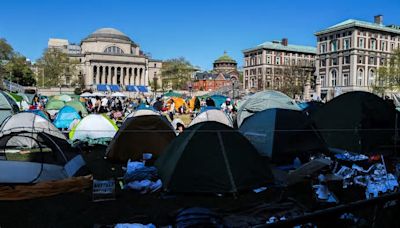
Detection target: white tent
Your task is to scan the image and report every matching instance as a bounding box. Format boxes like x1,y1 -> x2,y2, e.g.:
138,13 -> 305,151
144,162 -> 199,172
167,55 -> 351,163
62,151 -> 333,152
111,92 -> 126,98
189,109 -> 233,128
1,112 -> 66,140
126,109 -> 159,119
69,114 -> 118,143
92,92 -> 106,97
80,92 -> 93,97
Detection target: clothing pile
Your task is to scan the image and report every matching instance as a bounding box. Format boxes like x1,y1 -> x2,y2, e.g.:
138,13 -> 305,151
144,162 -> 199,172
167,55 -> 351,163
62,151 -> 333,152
123,161 -> 162,194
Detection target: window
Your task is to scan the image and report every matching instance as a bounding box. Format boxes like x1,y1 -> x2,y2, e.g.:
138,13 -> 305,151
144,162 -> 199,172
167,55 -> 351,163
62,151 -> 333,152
359,38 -> 365,48
343,55 -> 350,64
276,56 -> 280,65
284,57 -> 289,65
245,70 -> 248,76
258,68 -> 262,74
343,73 -> 349,86
245,60 -> 249,67
331,40 -> 338,51
320,59 -> 326,67
368,69 -> 375,86
320,75 -> 326,87
391,43 -> 395,51
344,39 -> 350,50
357,69 -> 364,86
292,59 -> 296,65
104,46 -> 124,54
381,41 -> 386,51
369,56 -> 376,65
358,55 -> 364,64
331,70 -> 337,86
320,43 -> 327,53
370,39 -> 376,50
258,57 -> 261,65
380,57 -> 386,65
267,56 -> 271,64
332,58 -> 338,66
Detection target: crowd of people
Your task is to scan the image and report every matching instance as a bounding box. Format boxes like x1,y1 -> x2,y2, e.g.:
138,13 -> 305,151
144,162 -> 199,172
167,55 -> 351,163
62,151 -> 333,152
28,92 -> 238,134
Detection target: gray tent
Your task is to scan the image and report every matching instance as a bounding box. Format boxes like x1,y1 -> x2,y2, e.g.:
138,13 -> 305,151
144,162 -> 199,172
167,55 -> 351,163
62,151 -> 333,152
0,131 -> 86,183
237,90 -> 300,127
0,91 -> 19,125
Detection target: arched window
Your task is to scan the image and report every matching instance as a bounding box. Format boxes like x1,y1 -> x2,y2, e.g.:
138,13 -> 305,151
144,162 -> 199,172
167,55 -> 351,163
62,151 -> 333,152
331,69 -> 337,87
357,69 -> 364,86
368,69 -> 375,86
104,46 -> 124,54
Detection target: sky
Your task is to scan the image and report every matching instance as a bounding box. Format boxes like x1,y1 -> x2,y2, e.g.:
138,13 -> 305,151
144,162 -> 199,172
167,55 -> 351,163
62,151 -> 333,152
1,0 -> 400,70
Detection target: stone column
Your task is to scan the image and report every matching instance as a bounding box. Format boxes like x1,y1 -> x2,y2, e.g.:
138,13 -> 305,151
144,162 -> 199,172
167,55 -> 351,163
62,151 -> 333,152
113,67 -> 117,84
107,67 -> 112,85
84,63 -> 92,89
145,67 -> 149,86
95,65 -> 100,85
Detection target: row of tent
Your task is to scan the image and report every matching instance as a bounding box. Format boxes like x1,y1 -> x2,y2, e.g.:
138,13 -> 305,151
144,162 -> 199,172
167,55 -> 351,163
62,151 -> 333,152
1,89 -> 399,195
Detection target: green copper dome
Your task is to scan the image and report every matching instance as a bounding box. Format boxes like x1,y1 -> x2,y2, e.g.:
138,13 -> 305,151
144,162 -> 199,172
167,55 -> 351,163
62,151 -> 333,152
214,51 -> 237,63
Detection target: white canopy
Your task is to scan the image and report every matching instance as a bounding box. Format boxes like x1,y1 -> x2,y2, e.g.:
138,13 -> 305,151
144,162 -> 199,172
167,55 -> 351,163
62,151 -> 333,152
80,92 -> 93,97
92,92 -> 106,97
111,92 -> 127,98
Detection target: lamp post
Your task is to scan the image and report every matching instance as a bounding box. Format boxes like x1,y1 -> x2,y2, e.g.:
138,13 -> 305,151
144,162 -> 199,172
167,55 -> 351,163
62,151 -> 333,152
231,78 -> 237,99
153,76 -> 158,97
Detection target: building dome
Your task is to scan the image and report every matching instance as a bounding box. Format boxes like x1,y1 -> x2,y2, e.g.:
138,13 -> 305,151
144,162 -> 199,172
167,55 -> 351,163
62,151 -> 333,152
214,51 -> 237,64
82,27 -> 134,44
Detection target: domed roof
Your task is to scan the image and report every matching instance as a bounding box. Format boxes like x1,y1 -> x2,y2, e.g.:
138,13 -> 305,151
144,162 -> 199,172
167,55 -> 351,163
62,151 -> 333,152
214,51 -> 237,63
82,27 -> 134,44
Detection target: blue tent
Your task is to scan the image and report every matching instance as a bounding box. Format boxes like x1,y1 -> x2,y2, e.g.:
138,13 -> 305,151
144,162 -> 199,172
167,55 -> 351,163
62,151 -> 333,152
210,95 -> 227,108
53,106 -> 81,129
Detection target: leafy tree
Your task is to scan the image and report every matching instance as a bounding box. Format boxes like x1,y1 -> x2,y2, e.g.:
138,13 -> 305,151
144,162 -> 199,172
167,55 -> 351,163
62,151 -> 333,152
373,48 -> 400,95
279,65 -> 313,98
4,54 -> 36,86
161,57 -> 196,90
0,38 -> 14,60
36,48 -> 78,88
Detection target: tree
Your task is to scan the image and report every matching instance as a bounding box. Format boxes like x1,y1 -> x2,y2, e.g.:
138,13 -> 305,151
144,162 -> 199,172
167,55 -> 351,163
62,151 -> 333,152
4,54 -> 36,86
36,48 -> 78,88
0,38 -> 14,60
279,65 -> 313,98
373,48 -> 400,95
161,57 -> 196,90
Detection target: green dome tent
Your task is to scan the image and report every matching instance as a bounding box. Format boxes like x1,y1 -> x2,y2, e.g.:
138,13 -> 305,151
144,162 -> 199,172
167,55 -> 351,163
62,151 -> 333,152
45,99 -> 66,110
65,100 -> 88,116
164,91 -> 183,98
239,108 -> 327,164
237,90 -> 300,127
311,91 -> 397,154
156,121 -> 273,193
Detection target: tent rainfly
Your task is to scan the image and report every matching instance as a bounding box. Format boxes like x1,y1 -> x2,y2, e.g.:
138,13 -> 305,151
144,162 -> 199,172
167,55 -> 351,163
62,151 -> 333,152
156,121 -> 274,193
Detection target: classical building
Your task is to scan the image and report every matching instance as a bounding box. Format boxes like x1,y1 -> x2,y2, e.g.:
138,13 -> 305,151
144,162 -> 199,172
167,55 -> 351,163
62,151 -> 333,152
242,38 -> 316,97
315,15 -> 400,100
48,28 -> 162,91
193,52 -> 239,91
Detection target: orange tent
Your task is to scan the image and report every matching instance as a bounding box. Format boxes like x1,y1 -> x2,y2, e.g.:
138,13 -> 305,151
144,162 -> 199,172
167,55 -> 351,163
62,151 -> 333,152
168,97 -> 187,112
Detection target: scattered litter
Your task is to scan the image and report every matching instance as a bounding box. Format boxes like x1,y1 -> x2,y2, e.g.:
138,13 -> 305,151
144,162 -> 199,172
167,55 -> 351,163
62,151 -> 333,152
115,223 -> 156,228
335,152 -> 368,161
253,186 -> 267,193
92,179 -> 116,202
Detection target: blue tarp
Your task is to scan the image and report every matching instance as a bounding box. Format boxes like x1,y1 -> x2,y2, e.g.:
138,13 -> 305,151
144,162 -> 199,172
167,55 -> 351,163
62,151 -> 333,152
126,85 -> 139,92
137,86 -> 148,93
97,84 -> 108,91
53,106 -> 81,129
110,85 -> 120,92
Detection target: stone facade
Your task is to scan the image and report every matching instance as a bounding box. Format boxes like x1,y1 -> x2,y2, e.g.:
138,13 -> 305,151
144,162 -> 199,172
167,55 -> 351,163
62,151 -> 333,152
48,28 -> 162,90
315,15 -> 400,100
243,38 -> 316,98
